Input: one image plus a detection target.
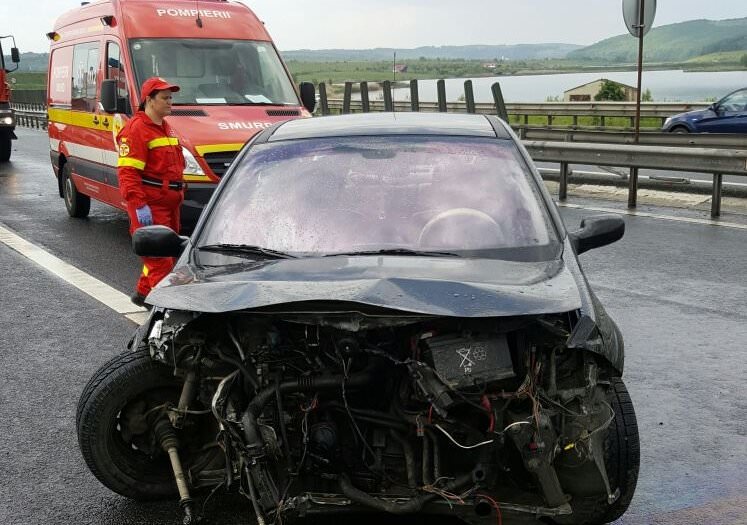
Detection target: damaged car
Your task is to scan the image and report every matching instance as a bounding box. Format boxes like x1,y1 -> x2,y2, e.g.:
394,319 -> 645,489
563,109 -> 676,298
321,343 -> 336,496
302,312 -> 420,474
76,112 -> 638,525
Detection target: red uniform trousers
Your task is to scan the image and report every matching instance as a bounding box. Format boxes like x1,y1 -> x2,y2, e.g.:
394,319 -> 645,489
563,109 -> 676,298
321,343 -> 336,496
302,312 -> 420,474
126,184 -> 183,297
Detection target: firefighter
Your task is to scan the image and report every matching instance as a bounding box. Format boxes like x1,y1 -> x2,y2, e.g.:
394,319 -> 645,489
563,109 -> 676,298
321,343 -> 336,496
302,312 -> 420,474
117,77 -> 185,307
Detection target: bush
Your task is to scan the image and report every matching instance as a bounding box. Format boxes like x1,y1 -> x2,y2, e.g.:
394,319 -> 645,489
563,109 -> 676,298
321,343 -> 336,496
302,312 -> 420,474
594,80 -> 625,101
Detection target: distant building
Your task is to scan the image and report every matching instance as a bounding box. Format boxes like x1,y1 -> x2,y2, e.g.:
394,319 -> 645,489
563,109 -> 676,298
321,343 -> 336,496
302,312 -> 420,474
482,63 -> 497,69
563,78 -> 638,102
393,64 -> 408,73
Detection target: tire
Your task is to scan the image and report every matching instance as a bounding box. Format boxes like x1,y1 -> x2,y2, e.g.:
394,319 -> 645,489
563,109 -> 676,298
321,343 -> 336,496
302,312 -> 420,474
0,134 -> 10,162
76,349 -> 183,500
553,378 -> 640,525
62,162 -> 91,218
670,126 -> 689,134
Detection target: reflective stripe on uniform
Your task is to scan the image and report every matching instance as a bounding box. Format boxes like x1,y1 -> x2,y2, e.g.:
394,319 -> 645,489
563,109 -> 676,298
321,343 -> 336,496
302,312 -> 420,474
148,137 -> 180,149
118,157 -> 146,169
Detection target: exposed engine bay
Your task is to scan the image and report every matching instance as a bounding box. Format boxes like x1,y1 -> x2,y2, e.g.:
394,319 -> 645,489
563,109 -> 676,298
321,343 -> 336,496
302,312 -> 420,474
114,307 -> 622,524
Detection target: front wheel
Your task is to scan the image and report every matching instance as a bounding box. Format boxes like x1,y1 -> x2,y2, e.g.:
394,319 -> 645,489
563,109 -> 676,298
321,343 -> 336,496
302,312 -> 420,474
77,349 -> 185,500
554,377 -> 640,524
0,134 -> 11,162
670,126 -> 689,134
62,162 -> 91,218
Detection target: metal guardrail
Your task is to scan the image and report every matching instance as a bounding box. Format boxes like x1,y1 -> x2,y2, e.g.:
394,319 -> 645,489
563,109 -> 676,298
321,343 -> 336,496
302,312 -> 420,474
10,103 -> 47,130
13,101 -> 745,217
516,128 -> 747,148
525,141 -> 747,217
318,80 -> 708,129
505,101 -> 707,127
322,99 -> 703,128
526,142 -> 747,177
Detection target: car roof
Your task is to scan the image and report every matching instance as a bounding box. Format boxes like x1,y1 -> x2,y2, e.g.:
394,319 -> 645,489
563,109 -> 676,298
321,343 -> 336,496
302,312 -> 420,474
268,112 -> 510,142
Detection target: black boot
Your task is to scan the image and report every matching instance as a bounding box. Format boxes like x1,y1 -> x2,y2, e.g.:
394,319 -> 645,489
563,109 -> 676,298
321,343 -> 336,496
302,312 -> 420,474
131,292 -> 148,308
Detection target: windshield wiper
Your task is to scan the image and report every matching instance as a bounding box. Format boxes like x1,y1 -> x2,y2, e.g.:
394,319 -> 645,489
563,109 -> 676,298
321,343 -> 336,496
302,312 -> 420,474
197,244 -> 296,259
324,248 -> 460,258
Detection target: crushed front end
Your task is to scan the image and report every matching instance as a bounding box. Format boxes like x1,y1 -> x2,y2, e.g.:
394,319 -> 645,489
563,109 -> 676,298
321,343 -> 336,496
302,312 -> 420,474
119,303 -> 633,524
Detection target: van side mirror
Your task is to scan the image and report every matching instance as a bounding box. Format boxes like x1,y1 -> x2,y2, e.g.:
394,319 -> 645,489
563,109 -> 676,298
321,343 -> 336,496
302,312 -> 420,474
10,48 -> 20,63
132,225 -> 189,258
101,79 -> 118,113
569,215 -> 624,254
299,82 -> 316,113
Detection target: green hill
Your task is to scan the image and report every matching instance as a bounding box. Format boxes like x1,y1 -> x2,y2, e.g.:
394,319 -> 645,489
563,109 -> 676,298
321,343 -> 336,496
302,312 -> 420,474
283,44 -> 582,62
568,18 -> 747,63
3,52 -> 48,72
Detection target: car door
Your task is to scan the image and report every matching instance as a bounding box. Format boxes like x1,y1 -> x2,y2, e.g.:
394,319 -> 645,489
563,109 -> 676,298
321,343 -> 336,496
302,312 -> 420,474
697,89 -> 747,133
100,40 -> 131,205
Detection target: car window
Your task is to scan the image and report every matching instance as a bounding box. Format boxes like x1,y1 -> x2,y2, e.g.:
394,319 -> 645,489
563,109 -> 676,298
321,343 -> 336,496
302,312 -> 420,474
720,90 -> 747,113
198,137 -> 560,260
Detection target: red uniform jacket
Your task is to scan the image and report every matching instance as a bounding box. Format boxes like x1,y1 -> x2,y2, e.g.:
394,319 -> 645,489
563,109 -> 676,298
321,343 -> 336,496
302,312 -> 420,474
116,111 -> 185,209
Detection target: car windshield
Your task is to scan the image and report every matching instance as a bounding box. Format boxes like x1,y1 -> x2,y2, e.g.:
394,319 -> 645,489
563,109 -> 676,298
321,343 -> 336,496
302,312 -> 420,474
129,38 -> 299,106
197,136 -> 560,260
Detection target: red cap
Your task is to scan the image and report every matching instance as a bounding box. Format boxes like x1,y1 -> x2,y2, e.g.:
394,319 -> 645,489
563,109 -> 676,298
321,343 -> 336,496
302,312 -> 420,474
140,77 -> 180,101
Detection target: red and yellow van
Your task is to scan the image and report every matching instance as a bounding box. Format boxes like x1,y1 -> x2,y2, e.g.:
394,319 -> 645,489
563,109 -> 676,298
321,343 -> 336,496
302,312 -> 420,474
47,0 -> 314,228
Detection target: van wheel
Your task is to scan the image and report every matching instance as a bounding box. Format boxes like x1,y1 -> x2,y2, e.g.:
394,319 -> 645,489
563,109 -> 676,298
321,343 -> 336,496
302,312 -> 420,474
0,135 -> 11,162
62,162 -> 91,218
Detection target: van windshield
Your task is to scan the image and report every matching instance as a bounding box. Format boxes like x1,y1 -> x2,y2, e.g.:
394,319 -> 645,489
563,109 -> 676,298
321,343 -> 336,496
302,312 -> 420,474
129,39 -> 299,106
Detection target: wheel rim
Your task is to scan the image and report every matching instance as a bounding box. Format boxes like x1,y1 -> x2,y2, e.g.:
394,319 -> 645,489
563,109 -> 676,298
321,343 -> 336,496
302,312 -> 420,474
108,387 -> 181,483
64,174 -> 74,210
105,386 -> 218,485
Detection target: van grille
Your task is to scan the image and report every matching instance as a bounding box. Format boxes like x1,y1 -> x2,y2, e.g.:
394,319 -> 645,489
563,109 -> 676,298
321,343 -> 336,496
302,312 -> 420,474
266,109 -> 300,117
171,109 -> 208,117
203,151 -> 239,177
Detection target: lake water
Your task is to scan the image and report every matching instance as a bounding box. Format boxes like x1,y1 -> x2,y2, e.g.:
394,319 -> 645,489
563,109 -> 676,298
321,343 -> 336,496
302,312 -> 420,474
387,70 -> 747,103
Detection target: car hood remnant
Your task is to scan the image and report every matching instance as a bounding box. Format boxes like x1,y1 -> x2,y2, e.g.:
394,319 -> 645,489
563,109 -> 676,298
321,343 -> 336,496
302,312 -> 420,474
148,253 -> 582,318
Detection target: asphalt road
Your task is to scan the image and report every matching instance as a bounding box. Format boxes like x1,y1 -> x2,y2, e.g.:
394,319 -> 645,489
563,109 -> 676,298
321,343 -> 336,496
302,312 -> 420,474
1,128 -> 746,525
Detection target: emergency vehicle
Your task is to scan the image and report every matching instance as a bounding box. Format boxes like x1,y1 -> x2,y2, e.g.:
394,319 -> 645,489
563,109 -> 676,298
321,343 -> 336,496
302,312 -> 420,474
0,35 -> 20,162
47,0 -> 315,227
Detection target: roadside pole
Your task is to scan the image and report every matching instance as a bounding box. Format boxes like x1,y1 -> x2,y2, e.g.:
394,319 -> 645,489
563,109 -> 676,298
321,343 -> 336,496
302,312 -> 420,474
623,0 -> 656,208
629,0 -> 645,208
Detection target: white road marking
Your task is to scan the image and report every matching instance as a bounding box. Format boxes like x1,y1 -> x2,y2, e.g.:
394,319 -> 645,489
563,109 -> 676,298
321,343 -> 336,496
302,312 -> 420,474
0,222 -> 149,324
556,202 -> 747,230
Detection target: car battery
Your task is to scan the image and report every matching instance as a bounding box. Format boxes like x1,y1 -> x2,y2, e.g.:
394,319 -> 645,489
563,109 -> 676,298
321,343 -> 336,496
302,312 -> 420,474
425,333 -> 515,389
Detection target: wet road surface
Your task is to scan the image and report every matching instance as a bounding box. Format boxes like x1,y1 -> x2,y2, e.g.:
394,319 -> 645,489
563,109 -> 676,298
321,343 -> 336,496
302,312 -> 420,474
0,128 -> 745,524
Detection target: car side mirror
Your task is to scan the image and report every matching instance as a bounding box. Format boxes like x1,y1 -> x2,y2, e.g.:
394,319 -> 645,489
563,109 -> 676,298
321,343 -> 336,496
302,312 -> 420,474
299,81 -> 316,113
10,47 -> 20,63
101,79 -> 118,113
569,214 -> 624,255
132,225 -> 189,257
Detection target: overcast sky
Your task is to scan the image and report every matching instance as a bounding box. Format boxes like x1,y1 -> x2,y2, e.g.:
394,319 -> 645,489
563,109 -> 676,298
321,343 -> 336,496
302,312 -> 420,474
2,0 -> 745,53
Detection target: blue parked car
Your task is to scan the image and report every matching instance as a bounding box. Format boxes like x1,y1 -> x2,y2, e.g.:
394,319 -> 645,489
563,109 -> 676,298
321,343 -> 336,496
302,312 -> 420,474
663,88 -> 747,133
